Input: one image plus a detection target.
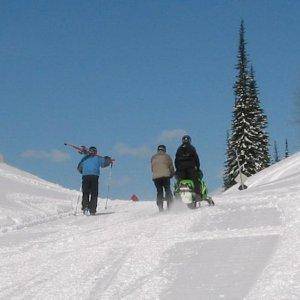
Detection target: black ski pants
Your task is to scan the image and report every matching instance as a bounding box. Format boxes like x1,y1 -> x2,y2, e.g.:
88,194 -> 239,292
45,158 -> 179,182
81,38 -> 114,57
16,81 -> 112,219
153,177 -> 173,209
82,175 -> 99,213
176,168 -> 201,195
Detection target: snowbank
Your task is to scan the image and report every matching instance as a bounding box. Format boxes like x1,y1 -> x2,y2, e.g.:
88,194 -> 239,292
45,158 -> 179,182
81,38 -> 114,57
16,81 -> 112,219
0,163 -> 77,233
219,153 -> 300,299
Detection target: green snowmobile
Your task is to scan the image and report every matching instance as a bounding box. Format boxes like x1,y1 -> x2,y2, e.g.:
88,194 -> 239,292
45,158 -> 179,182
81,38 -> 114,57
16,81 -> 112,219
174,176 -> 215,209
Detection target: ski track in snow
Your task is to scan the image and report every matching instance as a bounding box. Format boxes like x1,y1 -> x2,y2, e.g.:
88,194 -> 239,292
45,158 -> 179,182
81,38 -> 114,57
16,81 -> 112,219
0,154 -> 299,299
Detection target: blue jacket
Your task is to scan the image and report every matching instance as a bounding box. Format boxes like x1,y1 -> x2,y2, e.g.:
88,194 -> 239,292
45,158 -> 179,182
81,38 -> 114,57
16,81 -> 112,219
77,155 -> 110,176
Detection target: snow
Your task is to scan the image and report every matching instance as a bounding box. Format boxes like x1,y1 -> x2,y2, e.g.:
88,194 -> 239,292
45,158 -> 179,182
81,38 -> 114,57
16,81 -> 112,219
0,163 -> 77,233
0,153 -> 299,299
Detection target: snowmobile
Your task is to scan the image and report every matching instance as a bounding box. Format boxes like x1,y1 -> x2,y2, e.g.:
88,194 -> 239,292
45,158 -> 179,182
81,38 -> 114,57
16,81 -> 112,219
174,177 -> 214,209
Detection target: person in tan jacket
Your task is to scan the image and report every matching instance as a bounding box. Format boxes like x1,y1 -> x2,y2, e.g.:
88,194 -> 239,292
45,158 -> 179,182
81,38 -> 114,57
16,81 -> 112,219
151,145 -> 175,212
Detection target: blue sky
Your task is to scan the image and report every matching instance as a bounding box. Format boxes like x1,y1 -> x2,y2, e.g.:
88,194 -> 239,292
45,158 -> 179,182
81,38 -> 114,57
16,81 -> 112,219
1,0 -> 299,199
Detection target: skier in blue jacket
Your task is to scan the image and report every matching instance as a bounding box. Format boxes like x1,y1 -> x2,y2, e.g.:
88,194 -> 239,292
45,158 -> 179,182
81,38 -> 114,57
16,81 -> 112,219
77,146 -> 112,215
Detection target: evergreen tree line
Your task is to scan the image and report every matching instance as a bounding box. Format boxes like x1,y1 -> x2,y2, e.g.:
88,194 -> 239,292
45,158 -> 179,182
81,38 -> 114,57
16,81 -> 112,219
223,21 -> 270,190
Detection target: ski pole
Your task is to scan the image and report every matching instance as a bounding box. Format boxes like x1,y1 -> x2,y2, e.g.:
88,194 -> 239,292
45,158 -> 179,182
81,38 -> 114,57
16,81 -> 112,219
74,186 -> 82,215
105,163 -> 113,210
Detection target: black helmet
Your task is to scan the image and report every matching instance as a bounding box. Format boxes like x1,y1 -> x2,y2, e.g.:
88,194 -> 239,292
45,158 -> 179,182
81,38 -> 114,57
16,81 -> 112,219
182,135 -> 191,144
157,145 -> 166,152
89,146 -> 97,155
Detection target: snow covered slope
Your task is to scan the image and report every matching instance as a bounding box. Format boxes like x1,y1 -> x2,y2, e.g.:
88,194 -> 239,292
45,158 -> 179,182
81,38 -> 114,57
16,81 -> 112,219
0,162 -> 77,233
221,153 -> 300,299
0,153 -> 299,299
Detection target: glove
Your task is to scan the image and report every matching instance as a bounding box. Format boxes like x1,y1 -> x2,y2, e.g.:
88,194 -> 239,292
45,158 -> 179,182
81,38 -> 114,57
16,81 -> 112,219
103,156 -> 113,167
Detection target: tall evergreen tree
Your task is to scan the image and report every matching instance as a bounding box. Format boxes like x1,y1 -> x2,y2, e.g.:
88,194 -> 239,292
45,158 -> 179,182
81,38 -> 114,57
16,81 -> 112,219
285,139 -> 289,158
225,21 -> 253,187
224,21 -> 270,189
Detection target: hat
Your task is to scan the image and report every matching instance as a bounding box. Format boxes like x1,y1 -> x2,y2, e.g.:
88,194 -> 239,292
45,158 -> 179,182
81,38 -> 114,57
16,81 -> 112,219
89,146 -> 97,155
182,135 -> 191,144
157,145 -> 166,152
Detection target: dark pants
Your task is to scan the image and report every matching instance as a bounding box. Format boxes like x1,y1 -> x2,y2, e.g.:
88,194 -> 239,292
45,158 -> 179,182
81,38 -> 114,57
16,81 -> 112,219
82,175 -> 99,213
177,168 -> 201,195
153,177 -> 173,209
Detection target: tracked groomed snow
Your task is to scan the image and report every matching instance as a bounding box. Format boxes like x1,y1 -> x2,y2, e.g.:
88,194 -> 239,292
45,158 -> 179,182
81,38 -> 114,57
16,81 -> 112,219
0,154 -> 299,299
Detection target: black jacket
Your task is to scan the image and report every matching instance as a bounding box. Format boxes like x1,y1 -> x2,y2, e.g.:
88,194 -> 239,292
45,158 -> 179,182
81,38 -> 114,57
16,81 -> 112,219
175,143 -> 200,170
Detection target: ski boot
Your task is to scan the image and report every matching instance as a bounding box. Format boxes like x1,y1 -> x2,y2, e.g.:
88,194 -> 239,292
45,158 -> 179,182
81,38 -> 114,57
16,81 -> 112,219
166,198 -> 173,210
83,208 -> 90,216
157,199 -> 164,212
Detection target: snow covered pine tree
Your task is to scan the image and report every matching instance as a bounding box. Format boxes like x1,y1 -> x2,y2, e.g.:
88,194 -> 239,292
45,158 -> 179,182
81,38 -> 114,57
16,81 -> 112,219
224,21 -> 270,189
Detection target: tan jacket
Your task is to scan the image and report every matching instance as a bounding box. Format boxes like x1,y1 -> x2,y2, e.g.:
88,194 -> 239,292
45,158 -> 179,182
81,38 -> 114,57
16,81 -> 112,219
151,151 -> 175,180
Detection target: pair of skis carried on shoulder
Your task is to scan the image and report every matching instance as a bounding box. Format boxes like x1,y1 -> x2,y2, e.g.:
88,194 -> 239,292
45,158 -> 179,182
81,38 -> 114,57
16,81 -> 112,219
64,142 -> 115,163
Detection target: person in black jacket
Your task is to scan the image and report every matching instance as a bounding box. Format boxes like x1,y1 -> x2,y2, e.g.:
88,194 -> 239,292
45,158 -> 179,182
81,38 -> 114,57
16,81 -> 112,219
175,135 -> 202,201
